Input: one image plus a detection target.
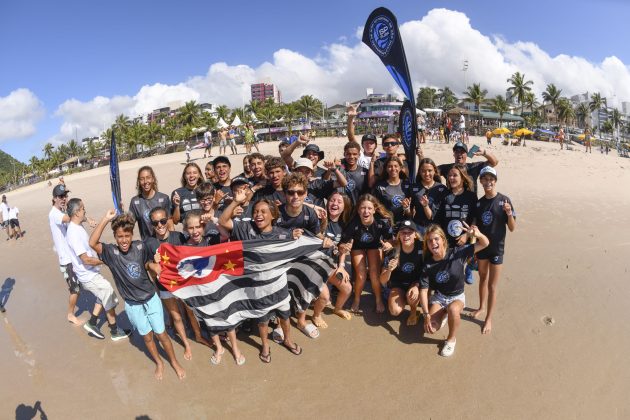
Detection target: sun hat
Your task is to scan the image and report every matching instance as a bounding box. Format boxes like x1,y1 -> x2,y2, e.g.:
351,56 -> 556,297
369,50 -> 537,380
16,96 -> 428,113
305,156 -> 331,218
294,157 -> 314,171
302,144 -> 324,160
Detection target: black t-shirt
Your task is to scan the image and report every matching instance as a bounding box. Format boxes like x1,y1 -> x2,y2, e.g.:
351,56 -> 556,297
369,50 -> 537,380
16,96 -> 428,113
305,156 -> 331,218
339,163 -> 368,205
372,179 -> 412,223
252,185 -> 286,206
128,192 -> 171,240
475,193 -> 515,256
324,219 -> 343,245
213,182 -> 232,213
232,203 -> 253,223
307,178 -> 335,207
373,156 -> 409,179
144,232 -> 185,292
171,187 -> 201,221
99,241 -> 155,304
421,245 -> 475,296
231,220 -> 292,241
340,216 -> 393,250
384,239 -> 423,289
410,182 -> 448,228
202,220 -> 223,245
435,190 -> 477,246
437,162 -> 488,195
276,205 -> 320,235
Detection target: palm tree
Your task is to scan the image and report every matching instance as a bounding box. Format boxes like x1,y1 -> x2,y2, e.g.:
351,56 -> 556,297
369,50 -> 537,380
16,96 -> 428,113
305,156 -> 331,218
86,141 -> 100,161
491,95 -> 510,126
43,142 -> 54,160
416,87 -> 437,109
589,92 -> 605,133
245,100 -> 262,115
557,98 -> 575,127
67,139 -> 81,157
523,92 -> 540,117
437,86 -> 457,110
178,100 -> 201,127
575,103 -> 590,129
257,106 -> 277,141
114,114 -> 131,136
281,103 -> 300,135
215,105 -> 230,122
609,108 -> 622,139
296,95 -> 322,121
507,72 -> 534,117
144,121 -> 162,153
463,83 -> 488,133
542,84 -> 562,124
125,122 -> 145,154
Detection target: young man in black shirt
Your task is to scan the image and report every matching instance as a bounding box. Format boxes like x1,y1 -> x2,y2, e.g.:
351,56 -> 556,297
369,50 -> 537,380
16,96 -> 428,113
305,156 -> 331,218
437,142 -> 499,195
339,141 -> 369,206
90,210 -> 185,380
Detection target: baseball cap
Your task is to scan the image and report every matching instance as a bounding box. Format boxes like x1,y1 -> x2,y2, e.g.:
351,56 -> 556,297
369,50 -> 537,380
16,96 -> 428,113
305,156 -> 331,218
52,184 -> 70,197
294,158 -> 314,171
302,144 -> 324,160
395,219 -> 418,233
479,166 -> 497,179
230,177 -> 251,188
453,142 -> 468,153
361,133 -> 377,143
212,156 -> 231,167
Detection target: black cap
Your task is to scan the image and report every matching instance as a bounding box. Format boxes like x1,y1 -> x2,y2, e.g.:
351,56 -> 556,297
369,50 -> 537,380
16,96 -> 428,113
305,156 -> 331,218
453,142 -> 468,153
52,184 -> 70,197
302,144 -> 324,160
212,156 -> 231,167
230,177 -> 251,188
395,219 -> 418,233
361,133 -> 377,143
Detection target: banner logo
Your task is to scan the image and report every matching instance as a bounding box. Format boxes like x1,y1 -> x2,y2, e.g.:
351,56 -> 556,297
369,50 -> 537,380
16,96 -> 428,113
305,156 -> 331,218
401,106 -> 414,150
369,15 -> 395,57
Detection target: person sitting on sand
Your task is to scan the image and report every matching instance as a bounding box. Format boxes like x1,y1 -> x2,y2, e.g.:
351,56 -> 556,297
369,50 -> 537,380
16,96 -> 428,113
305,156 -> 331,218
65,198 -> 131,341
379,220 -> 423,326
418,224 -> 489,357
339,194 -> 394,314
89,210 -> 185,380
471,167 -> 516,334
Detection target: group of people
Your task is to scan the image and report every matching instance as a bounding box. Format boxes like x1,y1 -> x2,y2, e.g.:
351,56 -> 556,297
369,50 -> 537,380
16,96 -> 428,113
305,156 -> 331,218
1,194 -> 23,240
45,118 -> 516,380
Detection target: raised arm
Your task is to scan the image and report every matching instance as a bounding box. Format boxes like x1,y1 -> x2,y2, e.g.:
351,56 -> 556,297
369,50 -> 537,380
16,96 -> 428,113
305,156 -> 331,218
89,209 -> 117,255
474,148 -> 499,167
280,135 -> 309,168
347,104 -> 358,143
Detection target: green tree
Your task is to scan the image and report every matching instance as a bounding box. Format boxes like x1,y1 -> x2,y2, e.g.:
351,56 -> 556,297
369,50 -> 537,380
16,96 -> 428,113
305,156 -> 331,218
416,87 -> 437,109
589,92 -> 605,132
43,142 -> 54,160
463,83 -> 488,132
507,71 -> 534,116
281,103 -> 300,135
178,100 -> 201,127
609,108 -> 622,138
542,84 -> 562,123
437,86 -> 457,110
490,95 -> 510,126
575,103 -> 590,129
557,98 -> 575,127
215,105 -> 230,122
67,139 -> 81,157
257,106 -> 277,141
144,121 -> 162,152
296,95 -> 322,121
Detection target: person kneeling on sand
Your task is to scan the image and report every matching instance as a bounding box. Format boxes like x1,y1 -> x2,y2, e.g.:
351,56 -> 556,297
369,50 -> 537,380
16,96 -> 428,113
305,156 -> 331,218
418,224 -> 488,357
65,198 -> 131,341
90,210 -> 185,380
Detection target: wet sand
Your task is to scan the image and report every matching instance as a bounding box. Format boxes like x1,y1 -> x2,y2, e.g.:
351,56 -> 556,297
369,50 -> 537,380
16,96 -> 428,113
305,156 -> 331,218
1,136 -> 630,419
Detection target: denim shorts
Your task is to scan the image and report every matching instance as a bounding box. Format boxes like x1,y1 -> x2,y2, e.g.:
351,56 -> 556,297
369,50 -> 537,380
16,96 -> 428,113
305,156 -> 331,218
430,290 -> 465,308
125,293 -> 165,336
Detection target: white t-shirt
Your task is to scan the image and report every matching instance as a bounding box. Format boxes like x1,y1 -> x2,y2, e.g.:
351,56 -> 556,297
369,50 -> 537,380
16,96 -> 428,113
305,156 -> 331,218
459,115 -> 466,129
358,151 -> 375,170
48,206 -> 73,265
8,207 -> 18,220
66,222 -> 100,283
0,202 -> 8,221
204,131 -> 211,143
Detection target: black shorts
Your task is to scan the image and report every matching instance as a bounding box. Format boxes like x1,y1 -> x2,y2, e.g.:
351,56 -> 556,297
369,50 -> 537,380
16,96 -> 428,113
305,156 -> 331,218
9,219 -> 19,228
476,249 -> 503,265
389,281 -> 413,292
1,220 -> 8,228
60,263 -> 81,294
257,307 -> 290,324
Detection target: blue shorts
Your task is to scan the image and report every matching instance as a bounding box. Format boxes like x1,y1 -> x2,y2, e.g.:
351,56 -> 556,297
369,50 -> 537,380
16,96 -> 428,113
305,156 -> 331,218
124,293 -> 165,336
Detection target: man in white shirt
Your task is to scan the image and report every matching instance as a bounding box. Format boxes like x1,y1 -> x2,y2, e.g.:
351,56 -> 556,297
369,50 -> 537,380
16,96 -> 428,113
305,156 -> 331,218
48,184 -> 83,324
65,197 -> 130,341
203,129 -> 212,158
0,194 -> 12,240
8,205 -> 21,239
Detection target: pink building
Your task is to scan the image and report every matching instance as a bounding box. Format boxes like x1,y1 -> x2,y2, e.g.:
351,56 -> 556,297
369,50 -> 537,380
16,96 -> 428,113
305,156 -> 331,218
251,83 -> 281,104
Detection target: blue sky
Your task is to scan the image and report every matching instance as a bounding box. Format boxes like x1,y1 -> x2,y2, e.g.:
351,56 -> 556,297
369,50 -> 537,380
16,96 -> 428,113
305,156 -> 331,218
1,0 -> 629,162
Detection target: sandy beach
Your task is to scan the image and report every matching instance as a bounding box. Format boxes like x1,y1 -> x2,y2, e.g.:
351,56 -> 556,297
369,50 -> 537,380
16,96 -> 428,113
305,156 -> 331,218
1,136 -> 630,419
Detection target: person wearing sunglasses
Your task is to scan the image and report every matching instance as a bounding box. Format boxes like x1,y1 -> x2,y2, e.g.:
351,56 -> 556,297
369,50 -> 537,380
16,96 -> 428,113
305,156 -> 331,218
129,166 -> 172,240
368,134 -> 409,188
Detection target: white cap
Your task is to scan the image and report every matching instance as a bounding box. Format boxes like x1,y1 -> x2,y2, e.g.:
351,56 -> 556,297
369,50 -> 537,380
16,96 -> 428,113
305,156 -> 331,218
294,157 -> 313,171
480,166 -> 497,179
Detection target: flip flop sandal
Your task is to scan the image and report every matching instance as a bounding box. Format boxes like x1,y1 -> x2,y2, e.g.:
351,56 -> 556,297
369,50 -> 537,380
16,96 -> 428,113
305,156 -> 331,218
210,348 -> 225,365
283,342 -> 303,356
298,323 -> 320,339
235,355 -> 246,366
272,327 -> 284,344
259,350 -> 271,364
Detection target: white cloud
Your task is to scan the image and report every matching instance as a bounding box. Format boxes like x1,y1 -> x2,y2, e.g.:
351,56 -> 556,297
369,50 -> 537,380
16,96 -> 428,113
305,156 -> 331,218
47,8 -> 630,145
0,88 -> 45,142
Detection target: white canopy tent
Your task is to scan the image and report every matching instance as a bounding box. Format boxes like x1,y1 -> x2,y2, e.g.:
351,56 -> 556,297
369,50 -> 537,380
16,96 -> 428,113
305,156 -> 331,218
250,113 -> 258,122
422,108 -> 443,114
415,108 -> 427,116
231,115 -> 242,126
217,118 -> 228,129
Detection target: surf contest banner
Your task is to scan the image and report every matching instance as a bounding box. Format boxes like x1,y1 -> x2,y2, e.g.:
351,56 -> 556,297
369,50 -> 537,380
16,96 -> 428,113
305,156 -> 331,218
109,130 -> 123,214
363,7 -> 417,180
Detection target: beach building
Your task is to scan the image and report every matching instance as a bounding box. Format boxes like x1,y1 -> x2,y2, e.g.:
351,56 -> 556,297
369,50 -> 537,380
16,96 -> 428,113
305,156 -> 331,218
251,82 -> 281,104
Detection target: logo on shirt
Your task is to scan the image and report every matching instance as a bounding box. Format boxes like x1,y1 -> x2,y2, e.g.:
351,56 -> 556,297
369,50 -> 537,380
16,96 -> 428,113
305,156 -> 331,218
401,262 -> 415,273
360,232 -> 374,243
207,229 -> 219,236
126,262 -> 142,279
391,194 -> 404,208
436,270 -> 450,284
346,178 -> 356,192
177,255 -> 217,279
481,211 -> 493,225
143,208 -> 151,223
447,220 -> 464,237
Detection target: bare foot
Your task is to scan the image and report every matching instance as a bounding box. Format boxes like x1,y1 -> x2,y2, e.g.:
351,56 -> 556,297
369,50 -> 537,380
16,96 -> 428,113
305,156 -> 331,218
67,314 -> 83,325
183,345 -> 192,361
172,361 -> 186,379
155,362 -> 164,380
470,308 -> 485,319
333,309 -> 352,320
406,312 -> 419,326
482,319 -> 492,334
375,301 -> 385,314
195,335 -> 212,348
312,315 -> 328,329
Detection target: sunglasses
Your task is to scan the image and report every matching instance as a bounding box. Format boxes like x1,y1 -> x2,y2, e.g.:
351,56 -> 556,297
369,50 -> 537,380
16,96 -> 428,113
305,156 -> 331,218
286,189 -> 305,196
151,218 -> 168,227
383,142 -> 399,147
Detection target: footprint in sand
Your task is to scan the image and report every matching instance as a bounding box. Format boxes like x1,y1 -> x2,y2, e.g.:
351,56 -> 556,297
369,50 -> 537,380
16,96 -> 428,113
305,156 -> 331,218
542,316 -> 555,326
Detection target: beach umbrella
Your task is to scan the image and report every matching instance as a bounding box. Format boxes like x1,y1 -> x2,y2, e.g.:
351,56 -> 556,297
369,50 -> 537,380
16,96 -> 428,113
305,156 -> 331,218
493,127 -> 511,135
513,128 -> 534,137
